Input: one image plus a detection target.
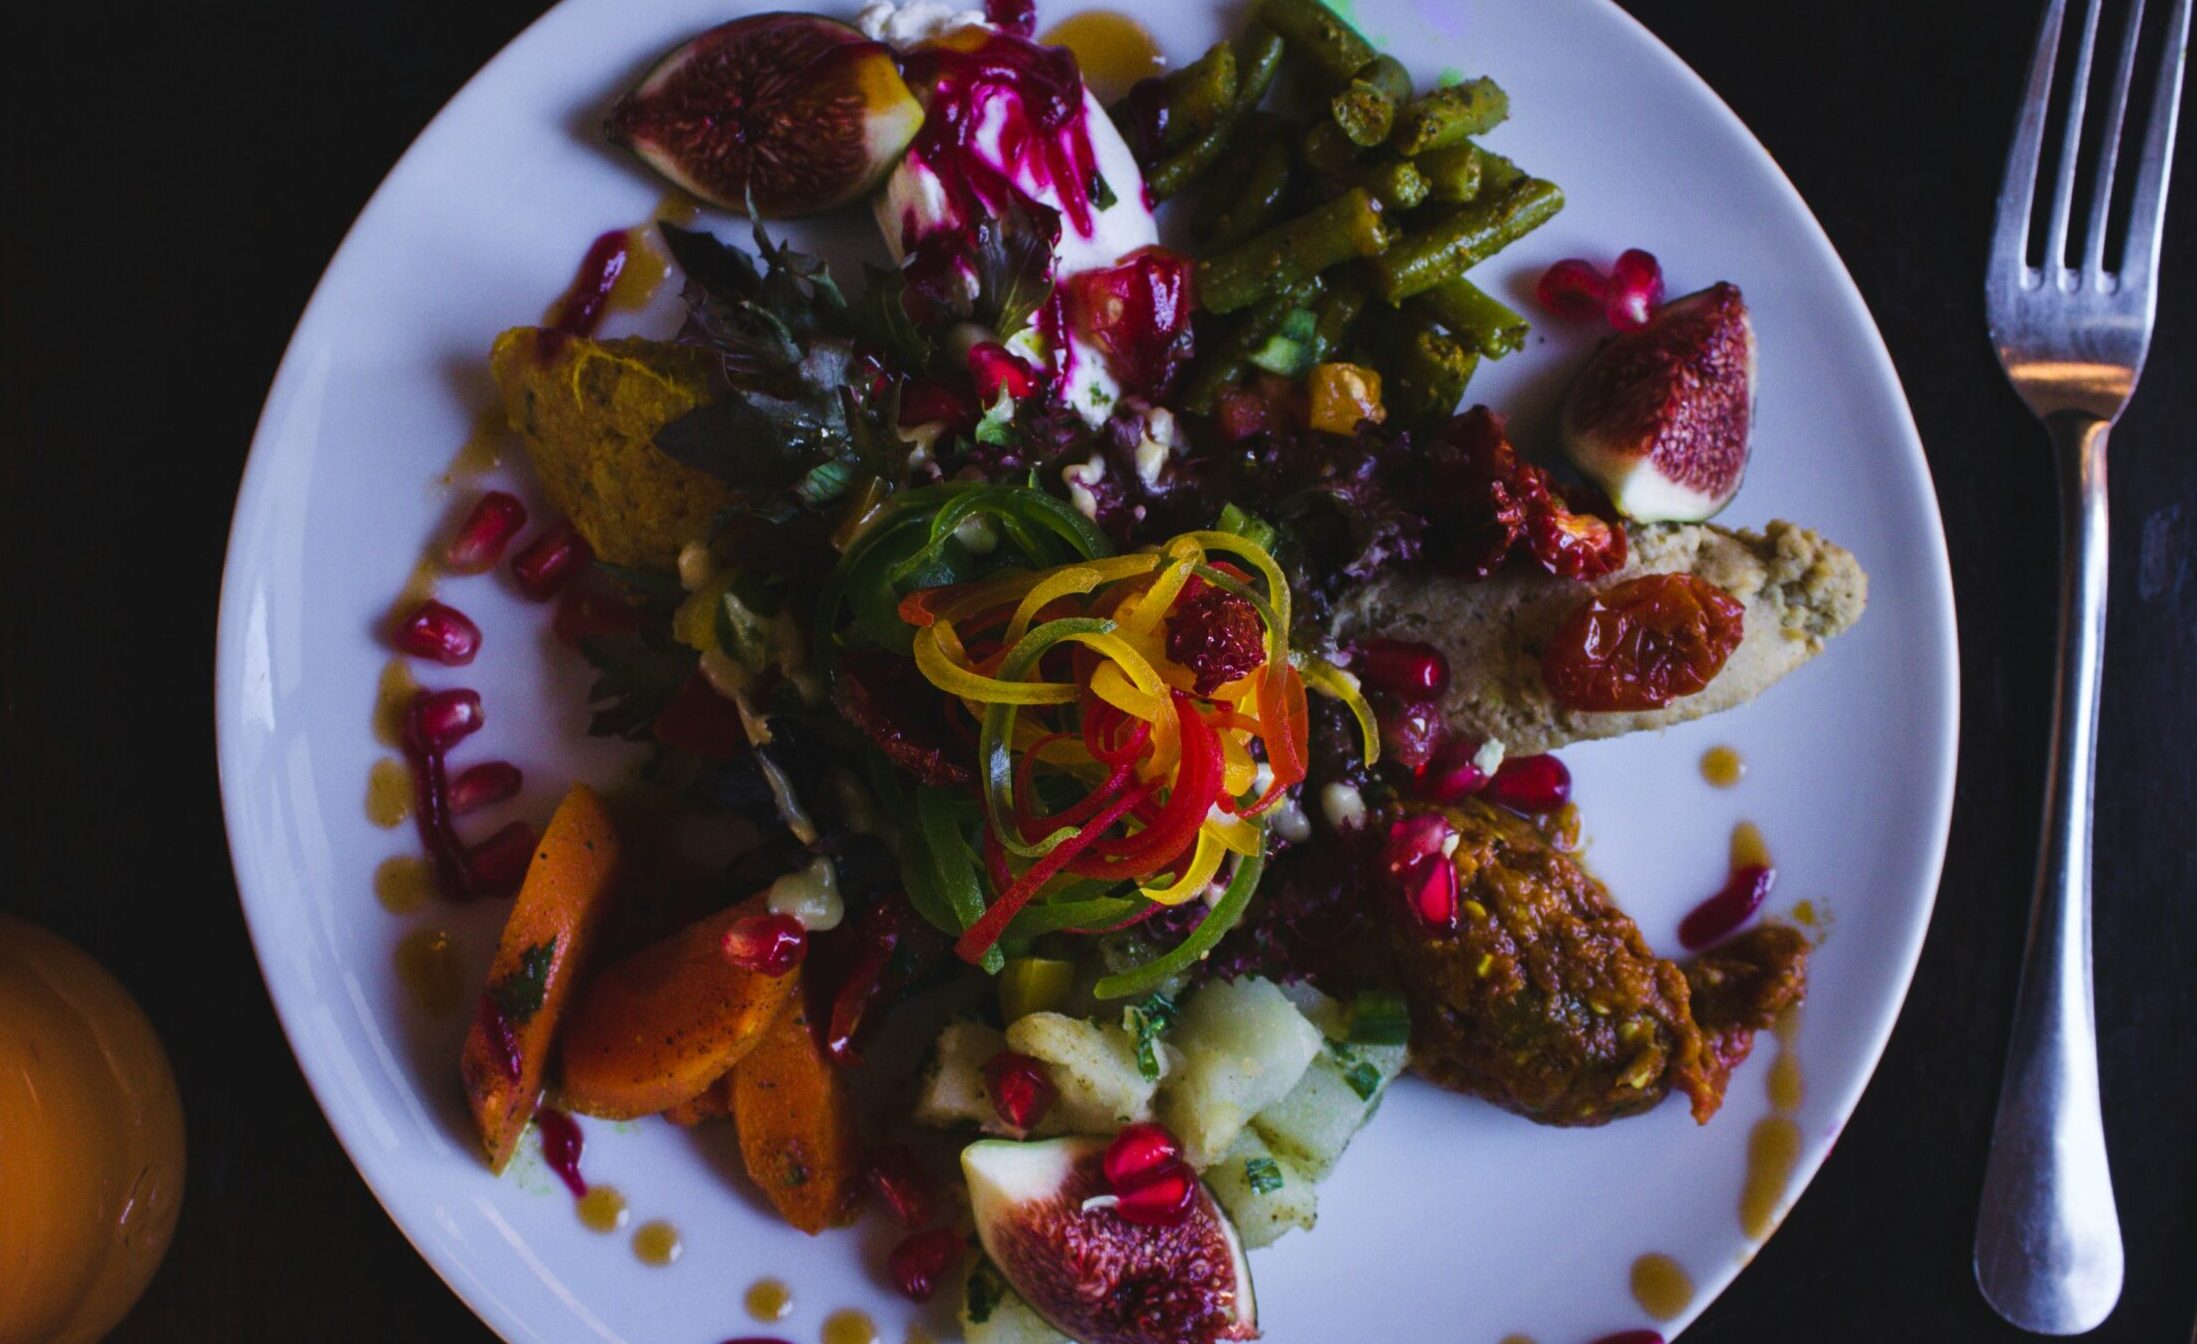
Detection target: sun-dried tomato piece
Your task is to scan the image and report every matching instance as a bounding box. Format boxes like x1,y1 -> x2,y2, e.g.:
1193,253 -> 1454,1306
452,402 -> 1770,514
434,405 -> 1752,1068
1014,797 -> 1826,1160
1527,487 -> 1628,580
1542,574 -> 1746,712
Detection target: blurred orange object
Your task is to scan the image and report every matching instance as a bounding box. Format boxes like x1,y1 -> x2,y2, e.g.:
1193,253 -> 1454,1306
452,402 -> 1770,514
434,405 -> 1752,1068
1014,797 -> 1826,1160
0,916 -> 185,1344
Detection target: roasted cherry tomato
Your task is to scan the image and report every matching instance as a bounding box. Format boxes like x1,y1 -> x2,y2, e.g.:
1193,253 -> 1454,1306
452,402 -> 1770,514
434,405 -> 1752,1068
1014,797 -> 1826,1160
1542,574 -> 1745,712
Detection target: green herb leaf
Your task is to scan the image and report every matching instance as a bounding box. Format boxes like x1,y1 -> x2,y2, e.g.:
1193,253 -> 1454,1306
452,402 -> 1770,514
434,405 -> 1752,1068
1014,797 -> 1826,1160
1346,988 -> 1412,1045
974,386 -> 1018,448
1244,1155 -> 1285,1195
488,939 -> 557,1024
1123,991 -> 1179,1082
847,264 -> 935,369
965,1257 -> 1007,1324
1089,171 -> 1119,212
577,629 -> 698,741
972,207 -> 1057,339
1342,1058 -> 1383,1102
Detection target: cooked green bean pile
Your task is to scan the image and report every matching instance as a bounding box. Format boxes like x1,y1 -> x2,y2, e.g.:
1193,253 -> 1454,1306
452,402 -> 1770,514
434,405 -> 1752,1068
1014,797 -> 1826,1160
1117,0 -> 1560,425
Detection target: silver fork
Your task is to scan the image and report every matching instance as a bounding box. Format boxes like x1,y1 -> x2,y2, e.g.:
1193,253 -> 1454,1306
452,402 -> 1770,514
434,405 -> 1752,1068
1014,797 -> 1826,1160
1977,0 -> 2190,1333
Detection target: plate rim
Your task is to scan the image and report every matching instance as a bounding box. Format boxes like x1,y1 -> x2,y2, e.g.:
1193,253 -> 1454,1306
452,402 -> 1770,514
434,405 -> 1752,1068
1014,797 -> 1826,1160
212,0 -> 1963,1338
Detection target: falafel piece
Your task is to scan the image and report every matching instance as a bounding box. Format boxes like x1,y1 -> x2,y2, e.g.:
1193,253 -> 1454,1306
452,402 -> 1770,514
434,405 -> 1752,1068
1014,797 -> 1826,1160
1384,800 -> 1720,1126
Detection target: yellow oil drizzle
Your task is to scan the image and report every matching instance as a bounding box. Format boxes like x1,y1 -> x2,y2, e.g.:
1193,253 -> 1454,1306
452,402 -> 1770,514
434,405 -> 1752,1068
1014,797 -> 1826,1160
1767,1010 -> 1804,1112
904,1326 -> 939,1344
632,1219 -> 682,1266
1039,10 -> 1166,103
393,928 -> 463,1017
373,855 -> 435,915
1700,745 -> 1746,787
1498,1335 -> 1538,1344
1730,820 -> 1771,871
1629,1252 -> 1694,1321
373,658 -> 421,748
442,402 -> 511,485
366,758 -> 412,828
744,1277 -> 793,1322
1740,1116 -> 1802,1240
1791,898 -> 1819,927
577,1186 -> 629,1232
822,1309 -> 880,1344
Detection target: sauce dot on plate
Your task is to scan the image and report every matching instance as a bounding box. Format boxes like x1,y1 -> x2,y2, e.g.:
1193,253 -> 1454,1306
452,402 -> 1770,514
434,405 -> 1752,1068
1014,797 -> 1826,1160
1699,745 -> 1745,787
578,1185 -> 629,1233
1629,1252 -> 1694,1321
821,1308 -> 879,1344
1038,10 -> 1165,102
745,1277 -> 793,1322
393,928 -> 462,1016
633,1219 -> 682,1266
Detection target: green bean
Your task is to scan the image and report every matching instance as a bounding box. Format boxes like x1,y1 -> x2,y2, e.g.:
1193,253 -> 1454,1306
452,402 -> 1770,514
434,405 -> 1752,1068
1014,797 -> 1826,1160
1391,77 -> 1510,155
1308,270 -> 1371,363
1411,276 -> 1529,357
1161,42 -> 1240,149
1330,57 -> 1410,147
1370,176 -> 1561,304
1300,119 -> 1361,176
1198,188 -> 1390,314
1330,77 -> 1395,147
1206,127 -> 1295,246
1256,0 -> 1376,85
1383,314 -> 1480,428
1337,158 -> 1429,211
1188,124 -> 1264,236
1146,24 -> 1286,200
1411,142 -> 1483,204
1183,280 -> 1325,413
1474,146 -> 1525,194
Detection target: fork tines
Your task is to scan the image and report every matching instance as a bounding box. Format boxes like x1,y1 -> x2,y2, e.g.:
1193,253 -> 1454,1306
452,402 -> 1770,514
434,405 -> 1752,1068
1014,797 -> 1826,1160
1993,0 -> 2191,292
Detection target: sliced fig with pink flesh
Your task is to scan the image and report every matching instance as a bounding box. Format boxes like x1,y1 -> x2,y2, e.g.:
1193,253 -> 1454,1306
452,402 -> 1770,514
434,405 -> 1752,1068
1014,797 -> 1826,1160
964,1137 -> 1258,1344
605,14 -> 925,218
1560,282 -> 1757,523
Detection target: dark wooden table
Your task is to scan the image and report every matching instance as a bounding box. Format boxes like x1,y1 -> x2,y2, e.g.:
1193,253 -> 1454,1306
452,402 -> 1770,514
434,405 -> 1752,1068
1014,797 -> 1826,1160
4,0 -> 2193,1339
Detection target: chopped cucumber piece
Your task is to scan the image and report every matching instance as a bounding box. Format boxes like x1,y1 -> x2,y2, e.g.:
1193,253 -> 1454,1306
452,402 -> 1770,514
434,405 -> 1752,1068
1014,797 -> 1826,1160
1157,977 -> 1326,1167
1005,1012 -> 1168,1134
1205,1128 -> 1318,1248
1249,1039 -> 1408,1180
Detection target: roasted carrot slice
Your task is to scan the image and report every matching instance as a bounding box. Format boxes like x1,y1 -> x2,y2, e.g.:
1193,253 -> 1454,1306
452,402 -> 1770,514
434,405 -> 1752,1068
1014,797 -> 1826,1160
462,783 -> 623,1173
733,985 -> 863,1234
557,894 -> 798,1121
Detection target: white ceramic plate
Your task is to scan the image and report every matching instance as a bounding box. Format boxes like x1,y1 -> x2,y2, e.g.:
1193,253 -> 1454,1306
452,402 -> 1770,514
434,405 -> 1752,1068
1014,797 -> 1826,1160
215,0 -> 1959,1338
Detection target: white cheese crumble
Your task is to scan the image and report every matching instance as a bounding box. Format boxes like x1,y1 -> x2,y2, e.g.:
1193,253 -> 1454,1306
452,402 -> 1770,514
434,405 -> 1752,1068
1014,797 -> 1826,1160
856,0 -> 988,47
1473,738 -> 1507,778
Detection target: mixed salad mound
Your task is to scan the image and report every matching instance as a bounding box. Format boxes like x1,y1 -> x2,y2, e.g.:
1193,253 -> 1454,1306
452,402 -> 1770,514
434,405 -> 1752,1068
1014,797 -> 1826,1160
408,1 -> 1871,1339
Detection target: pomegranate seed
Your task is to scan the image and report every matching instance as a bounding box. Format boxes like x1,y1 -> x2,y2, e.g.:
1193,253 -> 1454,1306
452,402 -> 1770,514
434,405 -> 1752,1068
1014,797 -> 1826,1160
448,761 -> 522,816
1677,864 -> 1777,951
395,599 -> 482,666
887,1227 -> 965,1303
1383,814 -> 1460,930
1536,257 -> 1609,319
404,688 -> 483,757
967,342 -> 1042,402
1419,736 -> 1489,804
1376,697 -> 1445,773
1103,1123 -> 1184,1189
465,821 -> 538,896
512,521 -> 590,601
446,491 -> 527,574
1355,639 -> 1450,698
899,378 -> 974,429
1110,1160 -> 1197,1227
722,913 -> 808,977
864,1144 -> 937,1229
1484,754 -> 1572,813
535,1106 -> 587,1198
983,1051 -> 1057,1132
1604,248 -> 1666,331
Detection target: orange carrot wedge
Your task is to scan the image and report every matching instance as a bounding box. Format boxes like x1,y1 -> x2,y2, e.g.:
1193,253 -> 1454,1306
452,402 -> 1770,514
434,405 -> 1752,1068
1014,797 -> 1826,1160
558,894 -> 798,1121
461,783 -> 622,1173
733,985 -> 862,1234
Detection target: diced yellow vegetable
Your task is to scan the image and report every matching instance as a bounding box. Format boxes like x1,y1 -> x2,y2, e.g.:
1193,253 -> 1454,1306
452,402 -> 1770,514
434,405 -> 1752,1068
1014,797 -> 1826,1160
1306,362 -> 1387,435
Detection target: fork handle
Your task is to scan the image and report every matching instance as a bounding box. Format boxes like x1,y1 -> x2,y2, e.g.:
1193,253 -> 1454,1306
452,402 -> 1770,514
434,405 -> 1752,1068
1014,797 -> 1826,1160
1974,409 -> 2124,1336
